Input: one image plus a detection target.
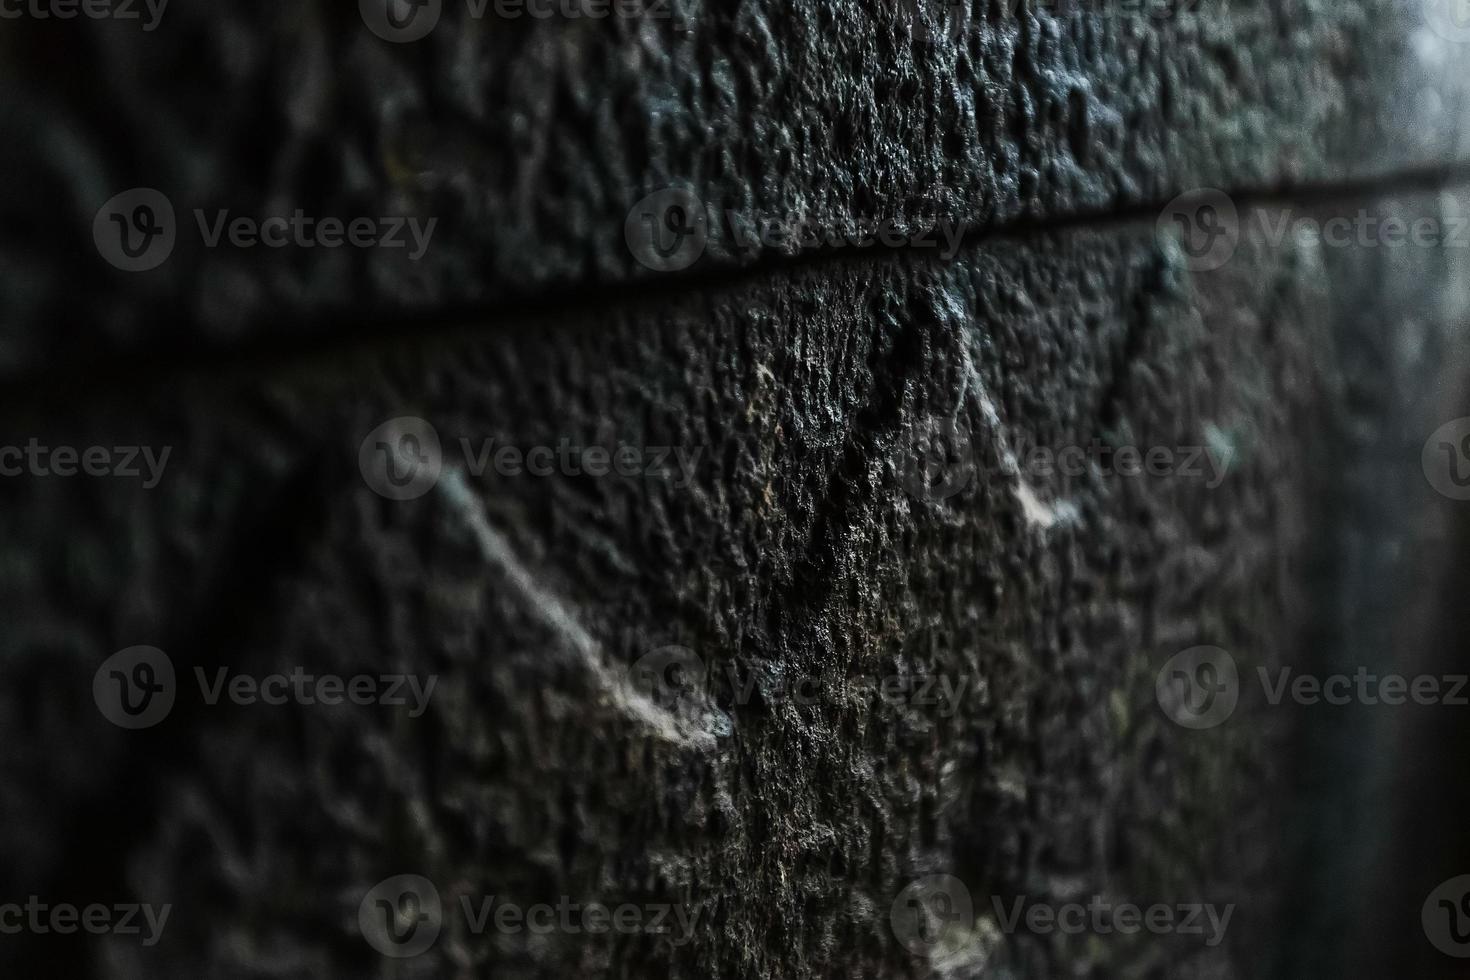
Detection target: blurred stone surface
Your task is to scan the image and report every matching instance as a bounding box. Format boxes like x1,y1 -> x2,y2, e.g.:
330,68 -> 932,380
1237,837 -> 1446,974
2,2 -> 1470,979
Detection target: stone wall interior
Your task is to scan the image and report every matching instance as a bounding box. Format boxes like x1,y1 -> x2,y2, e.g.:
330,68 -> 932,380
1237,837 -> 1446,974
3,1 -> 1470,977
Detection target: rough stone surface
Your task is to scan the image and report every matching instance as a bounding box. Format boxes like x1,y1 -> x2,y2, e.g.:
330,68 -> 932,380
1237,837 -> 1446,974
5,3 -> 1470,979
0,203 -> 1438,976
3,0 -> 1470,370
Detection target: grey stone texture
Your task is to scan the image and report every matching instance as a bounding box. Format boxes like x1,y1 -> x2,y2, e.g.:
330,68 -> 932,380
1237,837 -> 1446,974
3,0 -> 1470,368
2,1 -> 1470,978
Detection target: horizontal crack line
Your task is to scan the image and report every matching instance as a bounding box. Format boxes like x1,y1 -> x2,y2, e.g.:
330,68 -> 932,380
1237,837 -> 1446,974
11,158 -> 1470,407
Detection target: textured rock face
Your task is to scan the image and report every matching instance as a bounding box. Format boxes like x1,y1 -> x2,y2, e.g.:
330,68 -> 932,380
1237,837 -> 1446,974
2,2 -> 1470,978
4,0 -> 1470,369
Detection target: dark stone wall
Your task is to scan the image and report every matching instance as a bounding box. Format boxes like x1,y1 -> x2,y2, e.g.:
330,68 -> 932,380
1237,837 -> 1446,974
2,2 -> 1470,978
4,0 -> 1470,367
